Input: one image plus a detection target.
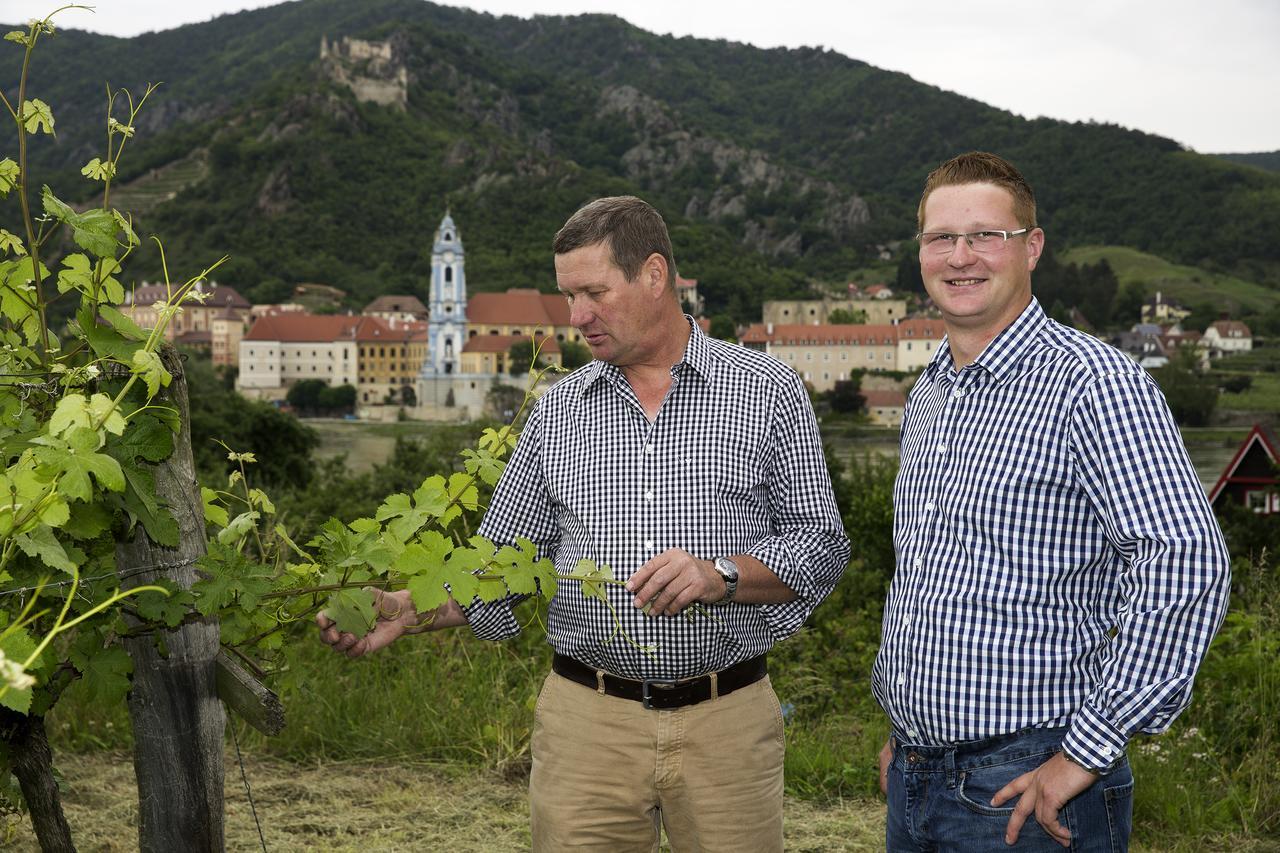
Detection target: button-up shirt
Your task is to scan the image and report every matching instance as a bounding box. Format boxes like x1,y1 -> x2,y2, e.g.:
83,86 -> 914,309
467,319 -> 849,680
873,300 -> 1230,770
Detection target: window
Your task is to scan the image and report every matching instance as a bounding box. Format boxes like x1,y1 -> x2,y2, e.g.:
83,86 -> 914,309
445,267 -> 453,284
806,353 -> 813,361
490,329 -> 499,335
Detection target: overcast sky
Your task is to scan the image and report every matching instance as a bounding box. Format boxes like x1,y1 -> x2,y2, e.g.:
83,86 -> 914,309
5,0 -> 1277,153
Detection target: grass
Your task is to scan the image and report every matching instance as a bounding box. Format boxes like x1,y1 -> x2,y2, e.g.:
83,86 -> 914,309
1220,372 -> 1280,414
1062,245 -> 1280,314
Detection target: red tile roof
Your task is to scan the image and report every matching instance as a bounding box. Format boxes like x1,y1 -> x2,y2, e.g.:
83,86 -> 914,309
896,318 -> 947,339
863,389 -> 906,408
1209,320 -> 1252,337
467,289 -> 570,327
243,313 -> 362,342
363,295 -> 428,316
675,275 -> 698,290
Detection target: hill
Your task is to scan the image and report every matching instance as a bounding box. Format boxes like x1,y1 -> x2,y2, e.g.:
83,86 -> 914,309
1214,151 -> 1280,173
5,0 -> 1280,323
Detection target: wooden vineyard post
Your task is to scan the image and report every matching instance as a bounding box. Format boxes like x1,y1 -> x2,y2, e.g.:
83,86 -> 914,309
114,345 -> 225,852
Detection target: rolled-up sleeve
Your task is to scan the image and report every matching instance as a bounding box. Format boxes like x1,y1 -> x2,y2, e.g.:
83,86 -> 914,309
1063,372 -> 1230,770
750,373 -> 850,641
464,403 -> 560,641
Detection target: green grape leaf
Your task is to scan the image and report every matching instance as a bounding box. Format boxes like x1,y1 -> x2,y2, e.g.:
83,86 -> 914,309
42,187 -> 118,258
14,525 -> 75,573
49,393 -> 90,436
530,557 -> 558,600
193,544 -> 274,615
0,158 -> 18,196
217,511 -> 260,546
442,547 -> 484,605
132,584 -> 193,629
56,252 -> 93,294
131,348 -> 171,398
62,500 -> 113,540
114,461 -> 180,546
112,210 -> 138,248
569,559 -> 611,601
100,305 -> 145,340
201,487 -> 229,527
77,304 -> 142,363
88,392 -> 128,437
406,570 -> 449,614
478,426 -> 519,456
107,413 -> 172,462
22,99 -> 54,136
375,492 -> 429,542
324,588 -> 376,635
108,117 -> 134,138
3,31 -> 29,46
441,472 -> 479,527
34,427 -> 125,501
70,642 -> 133,705
461,447 -> 505,486
491,537 -> 541,596
81,157 -> 115,181
248,488 -> 275,514
0,627 -> 40,713
0,228 -> 25,256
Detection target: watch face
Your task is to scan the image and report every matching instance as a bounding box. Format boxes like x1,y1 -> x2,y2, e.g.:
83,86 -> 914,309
443,251 -> 455,263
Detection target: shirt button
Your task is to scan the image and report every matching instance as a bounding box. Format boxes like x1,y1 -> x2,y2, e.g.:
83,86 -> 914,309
912,556 -> 922,568
923,501 -> 935,513
644,444 -> 654,455
937,443 -> 947,455
644,490 -> 654,502
644,540 -> 655,551
896,673 -> 906,686
952,388 -> 964,399
902,614 -> 912,626
1102,746 -> 1114,756
908,729 -> 919,740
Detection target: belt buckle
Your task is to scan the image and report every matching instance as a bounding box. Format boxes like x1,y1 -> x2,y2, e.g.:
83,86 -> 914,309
641,677 -> 679,710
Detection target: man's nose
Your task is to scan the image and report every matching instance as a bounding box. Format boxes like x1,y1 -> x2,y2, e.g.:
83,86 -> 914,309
946,236 -> 977,266
569,300 -> 592,328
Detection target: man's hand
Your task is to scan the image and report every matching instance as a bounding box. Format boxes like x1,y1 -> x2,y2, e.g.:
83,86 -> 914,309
879,737 -> 893,796
991,751 -> 1097,847
317,588 -> 462,658
626,549 -> 725,616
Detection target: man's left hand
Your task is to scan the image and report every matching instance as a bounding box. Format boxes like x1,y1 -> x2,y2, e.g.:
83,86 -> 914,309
991,751 -> 1097,847
626,549 -> 724,615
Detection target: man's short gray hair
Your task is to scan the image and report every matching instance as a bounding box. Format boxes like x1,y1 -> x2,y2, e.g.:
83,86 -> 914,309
553,196 -> 676,287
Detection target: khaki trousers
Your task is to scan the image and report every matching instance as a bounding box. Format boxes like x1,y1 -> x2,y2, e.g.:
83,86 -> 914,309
529,670 -> 785,853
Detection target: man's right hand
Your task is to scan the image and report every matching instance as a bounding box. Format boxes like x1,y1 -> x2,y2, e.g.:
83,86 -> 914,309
317,588 -> 462,658
879,737 -> 893,795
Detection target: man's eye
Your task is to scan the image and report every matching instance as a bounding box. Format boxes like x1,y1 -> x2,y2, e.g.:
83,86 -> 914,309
928,233 -> 958,245
972,231 -> 1002,243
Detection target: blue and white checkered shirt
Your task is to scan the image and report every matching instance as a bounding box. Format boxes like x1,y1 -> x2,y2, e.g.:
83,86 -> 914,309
872,299 -> 1230,770
467,319 -> 849,680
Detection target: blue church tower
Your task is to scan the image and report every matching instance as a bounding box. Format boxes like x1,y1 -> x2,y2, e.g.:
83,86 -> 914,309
422,211 -> 467,376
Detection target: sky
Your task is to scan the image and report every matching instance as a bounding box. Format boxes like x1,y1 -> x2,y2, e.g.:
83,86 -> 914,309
5,0 -> 1278,153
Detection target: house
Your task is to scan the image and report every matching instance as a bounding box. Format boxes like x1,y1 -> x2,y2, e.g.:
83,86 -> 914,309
675,274 -> 704,316
863,389 -> 906,427
1141,291 -> 1191,324
465,288 -> 578,344
461,334 -> 562,376
1208,424 -> 1279,513
1202,319 -> 1253,358
739,321 -> 945,391
236,313 -> 361,397
363,295 -> 428,324
763,293 -> 908,327
122,280 -> 252,363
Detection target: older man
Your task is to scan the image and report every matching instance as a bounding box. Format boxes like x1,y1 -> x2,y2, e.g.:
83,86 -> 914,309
873,152 -> 1230,852
321,195 -> 848,852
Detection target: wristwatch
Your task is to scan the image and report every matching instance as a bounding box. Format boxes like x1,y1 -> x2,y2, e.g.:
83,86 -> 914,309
1061,746 -> 1122,776
711,557 -> 739,605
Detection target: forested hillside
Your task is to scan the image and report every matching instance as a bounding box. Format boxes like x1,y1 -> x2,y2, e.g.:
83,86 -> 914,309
5,0 -> 1279,322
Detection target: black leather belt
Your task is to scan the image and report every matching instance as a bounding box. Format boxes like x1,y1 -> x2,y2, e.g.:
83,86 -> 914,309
551,653 -> 767,710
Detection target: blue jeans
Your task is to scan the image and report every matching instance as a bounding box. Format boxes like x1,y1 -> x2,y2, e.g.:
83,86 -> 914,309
886,727 -> 1133,852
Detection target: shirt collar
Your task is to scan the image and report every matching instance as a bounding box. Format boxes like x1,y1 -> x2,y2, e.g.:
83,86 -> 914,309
578,315 -> 711,396
924,299 -> 1049,382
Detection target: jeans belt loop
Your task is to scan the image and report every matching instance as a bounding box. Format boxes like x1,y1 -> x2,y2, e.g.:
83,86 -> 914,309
595,669 -> 606,695
944,748 -> 958,789
710,671 -> 719,701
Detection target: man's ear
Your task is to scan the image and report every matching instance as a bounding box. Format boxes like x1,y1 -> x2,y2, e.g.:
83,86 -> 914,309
1025,227 -> 1045,273
641,252 -> 668,294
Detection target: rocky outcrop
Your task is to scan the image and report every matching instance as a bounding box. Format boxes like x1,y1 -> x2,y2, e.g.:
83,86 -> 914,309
599,85 -> 869,256
320,35 -> 409,110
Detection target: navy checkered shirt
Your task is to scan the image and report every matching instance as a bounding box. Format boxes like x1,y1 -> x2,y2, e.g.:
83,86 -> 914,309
873,299 -> 1230,770
466,318 -> 849,680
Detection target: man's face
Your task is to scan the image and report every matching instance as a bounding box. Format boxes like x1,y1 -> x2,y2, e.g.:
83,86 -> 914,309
555,241 -> 663,366
919,182 -> 1043,337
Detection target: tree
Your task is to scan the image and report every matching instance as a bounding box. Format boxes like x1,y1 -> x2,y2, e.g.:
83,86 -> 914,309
708,314 -> 737,341
318,384 -> 356,412
560,340 -> 592,369
286,379 -> 327,412
1151,348 -> 1218,426
508,339 -> 548,375
827,308 -> 867,325
828,377 -> 865,414
1113,281 -> 1146,327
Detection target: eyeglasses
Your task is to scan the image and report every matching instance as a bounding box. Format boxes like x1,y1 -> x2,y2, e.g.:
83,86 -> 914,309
916,229 -> 1031,255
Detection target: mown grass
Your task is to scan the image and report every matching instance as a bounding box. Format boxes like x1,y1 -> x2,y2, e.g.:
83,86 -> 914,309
1062,245 -> 1280,314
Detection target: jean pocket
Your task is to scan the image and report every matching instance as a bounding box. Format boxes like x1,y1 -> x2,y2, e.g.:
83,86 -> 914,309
955,750 -> 1059,817
1103,776 -> 1134,851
